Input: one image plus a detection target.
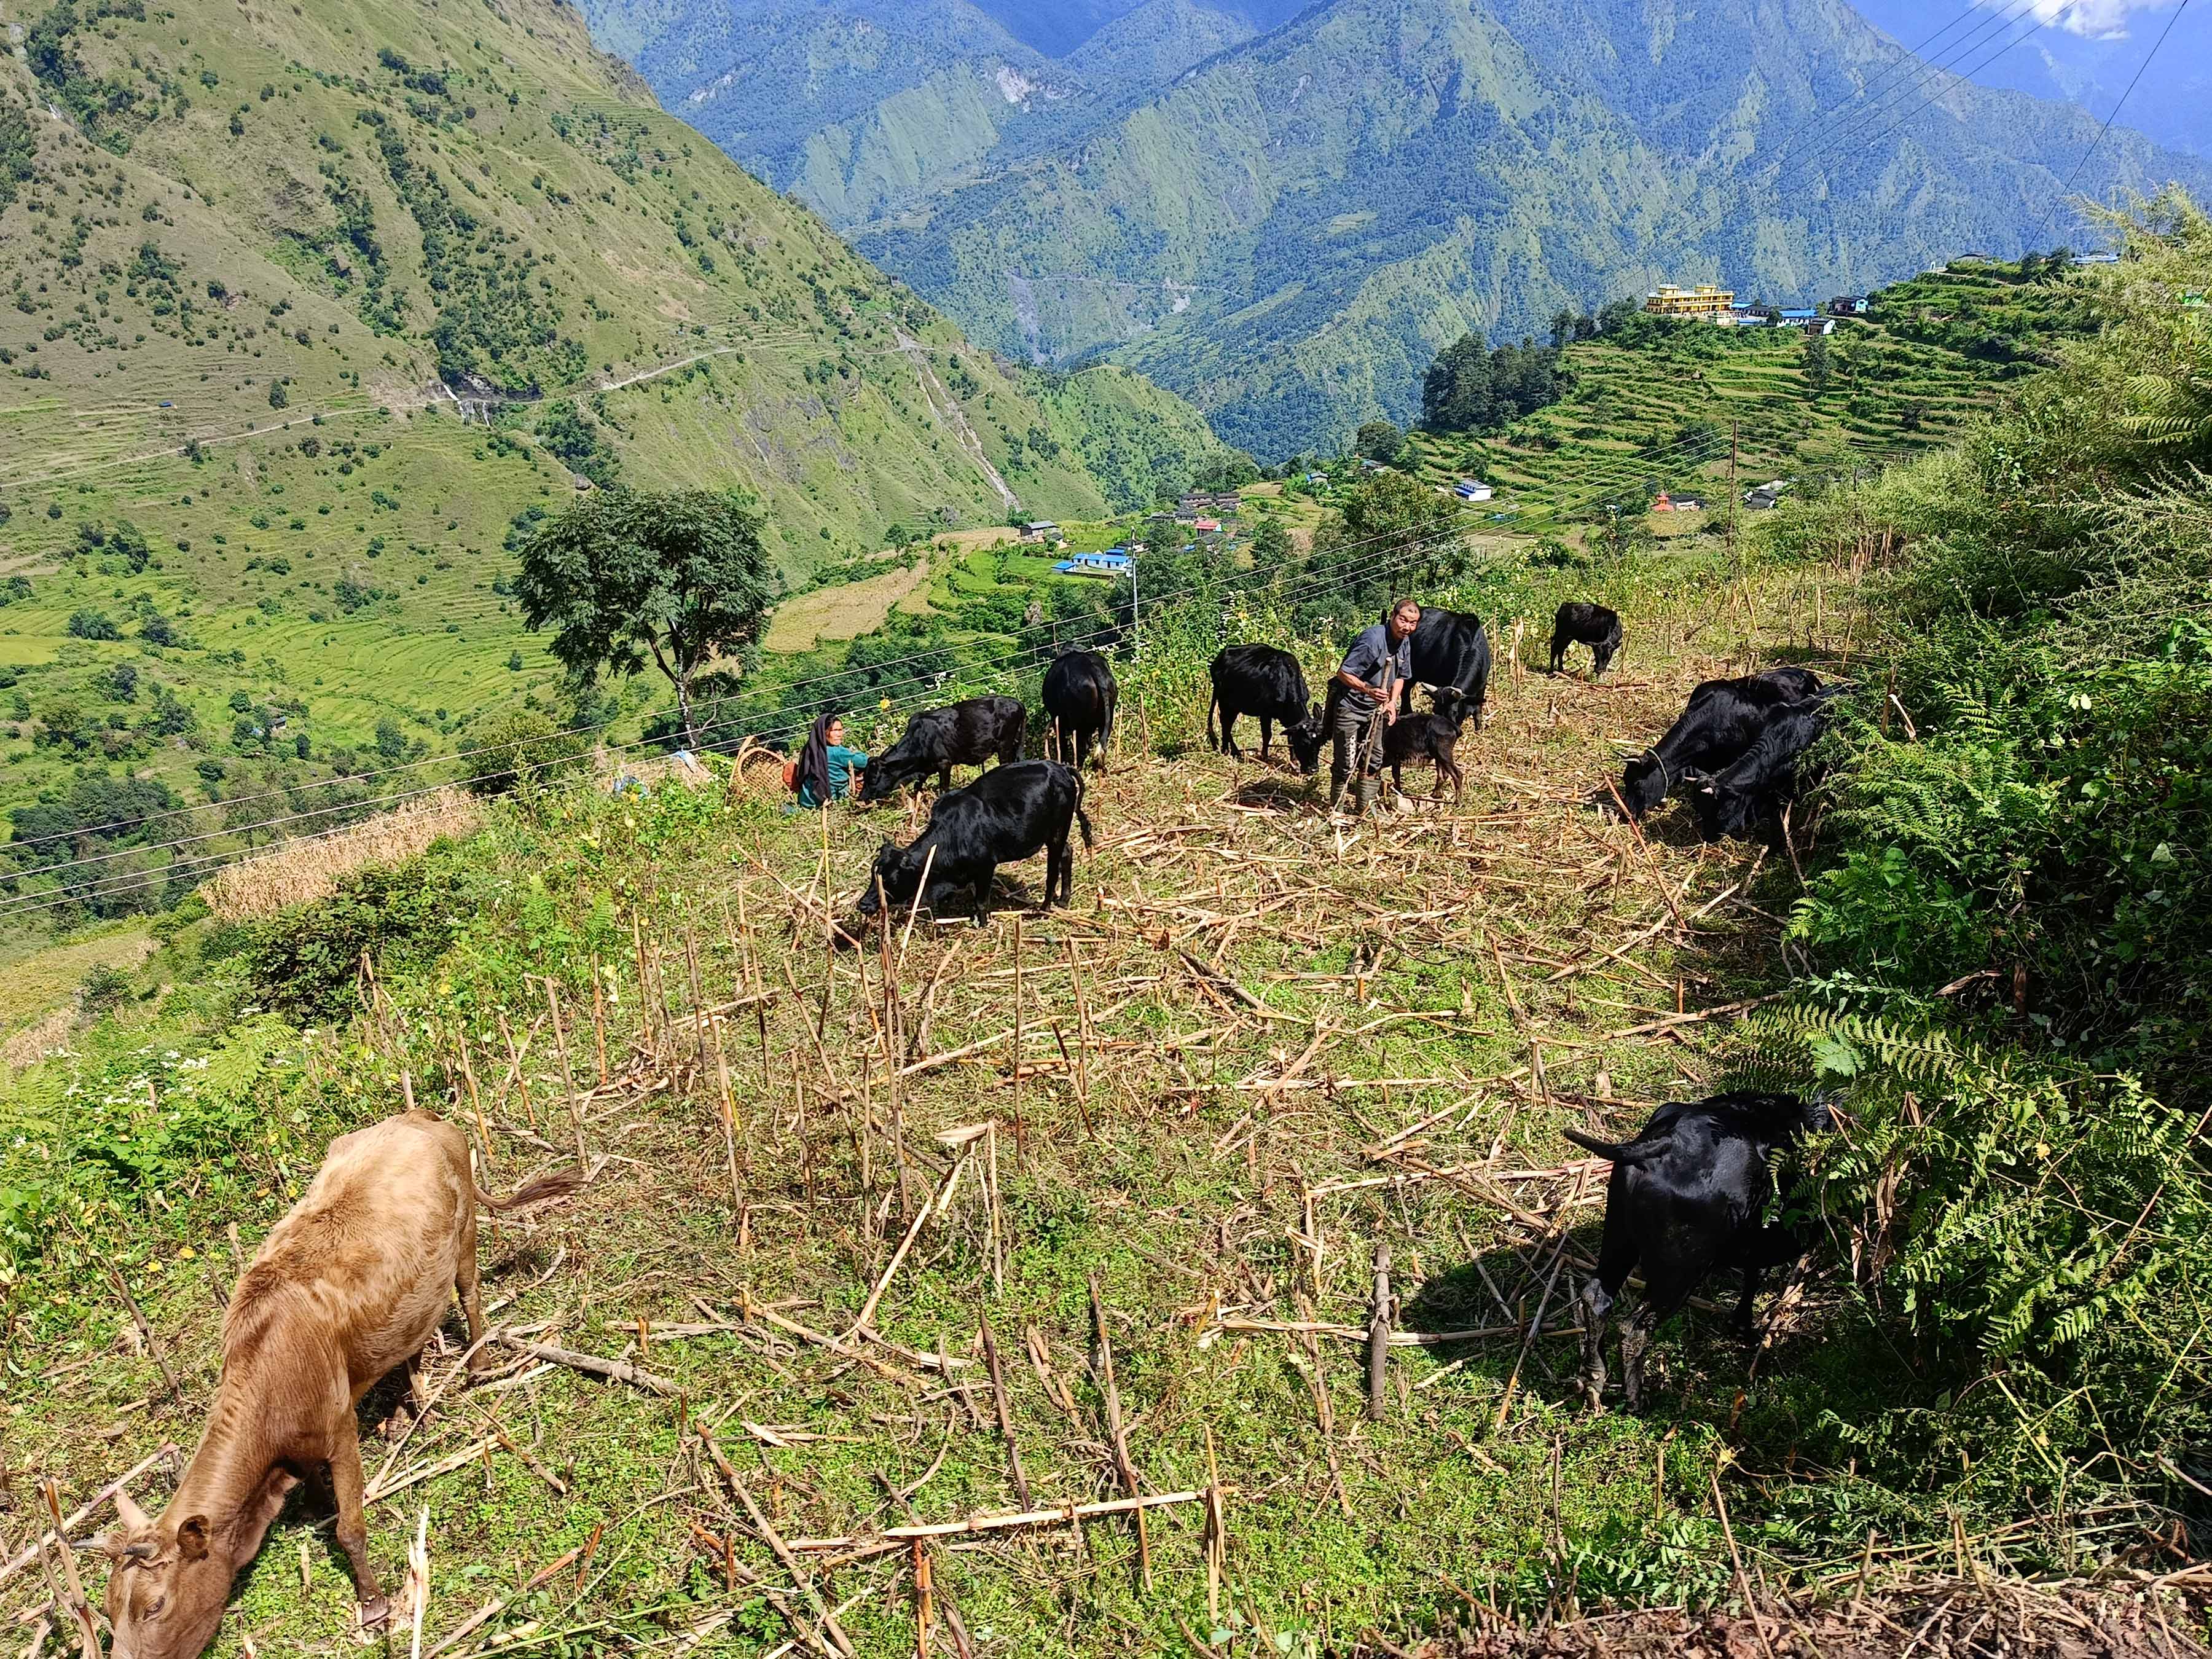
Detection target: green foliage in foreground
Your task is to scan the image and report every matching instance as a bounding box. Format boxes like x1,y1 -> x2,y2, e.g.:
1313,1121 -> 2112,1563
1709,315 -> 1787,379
1741,190 -> 2212,1523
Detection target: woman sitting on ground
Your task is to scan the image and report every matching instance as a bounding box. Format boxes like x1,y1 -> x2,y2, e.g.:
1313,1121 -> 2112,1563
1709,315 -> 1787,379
793,713 -> 869,809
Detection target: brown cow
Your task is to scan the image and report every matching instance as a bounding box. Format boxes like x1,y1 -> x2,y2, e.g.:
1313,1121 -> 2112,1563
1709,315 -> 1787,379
101,1111 -> 578,1659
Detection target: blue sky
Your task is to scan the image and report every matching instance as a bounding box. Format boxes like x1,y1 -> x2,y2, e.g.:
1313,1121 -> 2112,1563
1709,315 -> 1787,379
1846,0 -> 2210,155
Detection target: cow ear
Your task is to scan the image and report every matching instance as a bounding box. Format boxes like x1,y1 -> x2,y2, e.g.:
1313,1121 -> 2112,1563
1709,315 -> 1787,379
877,839 -> 896,855
175,1516 -> 211,1562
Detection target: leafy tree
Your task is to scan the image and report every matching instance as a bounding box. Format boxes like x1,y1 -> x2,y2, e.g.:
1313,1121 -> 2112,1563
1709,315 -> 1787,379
1186,449 -> 1260,493
536,402 -> 621,488
516,488 -> 775,750
1803,327 -> 1832,396
1247,514 -> 1292,570
374,716 -> 406,759
1422,332 -> 1564,433
1301,473 -> 1462,619
68,609 -> 119,640
1353,420 -> 1403,465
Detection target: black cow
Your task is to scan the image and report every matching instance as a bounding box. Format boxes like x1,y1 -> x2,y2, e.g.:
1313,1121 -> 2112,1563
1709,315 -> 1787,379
857,696 -> 1026,804
1207,645 -> 1325,772
1402,606 -> 1492,729
1041,650 -> 1118,771
1550,602 -> 1623,677
1566,1090 -> 1834,1411
855,760 -> 1093,922
1616,667 -> 1822,820
1690,690 -> 1844,844
1379,689 -> 1470,804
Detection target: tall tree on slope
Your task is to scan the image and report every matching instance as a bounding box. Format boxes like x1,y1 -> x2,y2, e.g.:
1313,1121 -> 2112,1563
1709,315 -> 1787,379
516,489 -> 775,751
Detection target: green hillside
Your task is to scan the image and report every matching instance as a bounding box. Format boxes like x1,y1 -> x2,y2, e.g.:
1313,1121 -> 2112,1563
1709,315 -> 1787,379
592,0 -> 2211,457
0,0 -> 1228,884
1403,261 -> 2096,527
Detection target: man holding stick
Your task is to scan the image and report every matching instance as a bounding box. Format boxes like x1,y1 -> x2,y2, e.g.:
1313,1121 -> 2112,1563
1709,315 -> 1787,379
1327,597 -> 1419,818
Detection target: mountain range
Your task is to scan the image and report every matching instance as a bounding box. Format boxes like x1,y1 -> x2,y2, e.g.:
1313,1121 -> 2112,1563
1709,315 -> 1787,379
581,0 -> 2212,457
0,0 -> 1224,835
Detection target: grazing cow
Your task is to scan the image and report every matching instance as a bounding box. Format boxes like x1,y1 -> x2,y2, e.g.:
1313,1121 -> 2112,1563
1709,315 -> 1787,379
1690,691 -> 1843,844
1041,650 -> 1118,771
1616,667 -> 1822,820
856,759 -> 1092,921
1379,688 -> 1470,804
857,696 -> 1026,803
1207,644 -> 1326,772
1566,1091 -> 1833,1411
1550,602 -> 1623,677
102,1114 -> 578,1659
1402,606 -> 1493,729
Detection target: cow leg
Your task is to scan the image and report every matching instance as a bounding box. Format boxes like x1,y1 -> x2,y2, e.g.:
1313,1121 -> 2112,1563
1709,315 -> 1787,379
1441,746 -> 1464,805
1221,711 -> 1239,759
940,765 -> 952,793
456,1213 -> 492,1376
1580,1212 -> 1638,1409
1619,1304 -> 1663,1412
1259,716 -> 1273,760
327,1416 -> 388,1624
1578,1278 -> 1615,1410
1550,635 -> 1566,673
380,1352 -> 420,1440
973,865 -> 995,925
1468,661 -> 1491,729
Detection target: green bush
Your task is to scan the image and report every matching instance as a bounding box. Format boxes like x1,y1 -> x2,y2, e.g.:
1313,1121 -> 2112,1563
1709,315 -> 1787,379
460,707 -> 589,796
237,851 -> 472,1022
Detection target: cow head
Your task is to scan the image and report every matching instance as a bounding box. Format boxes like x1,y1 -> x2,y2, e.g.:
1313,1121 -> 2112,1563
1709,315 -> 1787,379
103,1492 -> 229,1659
1284,702 -> 1327,775
1692,778 -> 1757,842
1432,688 -> 1472,730
856,839 -> 922,916
855,764 -> 896,806
1618,753 -> 1669,817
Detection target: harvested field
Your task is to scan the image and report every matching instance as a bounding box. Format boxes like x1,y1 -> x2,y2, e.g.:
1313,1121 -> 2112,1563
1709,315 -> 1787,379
195,787 -> 485,922
6,568 -> 2198,1655
764,558 -> 936,653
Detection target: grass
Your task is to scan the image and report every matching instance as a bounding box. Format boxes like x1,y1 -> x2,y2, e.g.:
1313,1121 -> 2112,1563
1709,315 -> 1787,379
7,545 -> 2090,1658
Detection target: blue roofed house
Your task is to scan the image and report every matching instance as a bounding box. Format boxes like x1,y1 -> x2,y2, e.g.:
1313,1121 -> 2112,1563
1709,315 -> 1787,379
1453,478 -> 1494,503
1054,547 -> 1133,578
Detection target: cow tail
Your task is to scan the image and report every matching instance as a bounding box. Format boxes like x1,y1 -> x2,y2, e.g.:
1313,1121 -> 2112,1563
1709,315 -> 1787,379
1561,1128 -> 1663,1167
1072,768 -> 1095,850
1008,704 -> 1028,763
476,1167 -> 586,1212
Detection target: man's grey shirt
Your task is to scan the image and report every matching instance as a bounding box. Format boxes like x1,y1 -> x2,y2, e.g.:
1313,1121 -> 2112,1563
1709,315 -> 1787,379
1336,622 -> 1413,713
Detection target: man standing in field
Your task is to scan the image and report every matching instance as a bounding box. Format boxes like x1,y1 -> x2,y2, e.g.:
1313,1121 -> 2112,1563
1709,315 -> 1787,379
1328,596 -> 1419,817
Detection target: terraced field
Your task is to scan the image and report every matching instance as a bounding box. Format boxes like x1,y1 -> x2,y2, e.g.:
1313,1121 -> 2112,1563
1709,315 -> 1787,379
1400,262 -> 2088,529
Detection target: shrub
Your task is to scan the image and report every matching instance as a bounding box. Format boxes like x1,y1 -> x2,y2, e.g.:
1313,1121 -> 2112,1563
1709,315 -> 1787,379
460,708 -> 587,796
235,851 -> 471,1022
68,608 -> 120,640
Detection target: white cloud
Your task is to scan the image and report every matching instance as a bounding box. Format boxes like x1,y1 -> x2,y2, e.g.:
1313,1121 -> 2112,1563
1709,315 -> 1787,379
1977,0 -> 2181,39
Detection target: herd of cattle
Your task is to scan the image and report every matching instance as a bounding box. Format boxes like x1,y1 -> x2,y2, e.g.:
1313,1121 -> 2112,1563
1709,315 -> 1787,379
82,598 -> 1853,1659
845,600 -> 1843,921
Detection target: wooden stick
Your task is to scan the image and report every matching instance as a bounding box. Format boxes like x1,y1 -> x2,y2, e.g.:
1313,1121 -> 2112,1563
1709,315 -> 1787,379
457,1036 -> 493,1175
1365,1244 -> 1392,1422
719,1446 -> 858,1659
979,1313 -> 1031,1509
1010,914 -> 1026,1165
496,1008 -> 535,1131
684,928 -> 710,1077
895,843 -> 937,972
913,1539 -> 932,1659
103,1261 -> 182,1401
589,954 -> 610,1088
1088,1274 -> 1151,1593
543,977 -> 587,1167
495,1333 -> 679,1397
847,1144 -> 973,1339
1204,1427 -> 1225,1625
630,911 -> 655,1062
712,1024 -> 743,1210
38,1481 -> 100,1659
788,1490 -> 1204,1553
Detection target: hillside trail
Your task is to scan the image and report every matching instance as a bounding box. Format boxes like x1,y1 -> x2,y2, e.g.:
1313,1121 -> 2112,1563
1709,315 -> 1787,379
19,579 -> 2181,1655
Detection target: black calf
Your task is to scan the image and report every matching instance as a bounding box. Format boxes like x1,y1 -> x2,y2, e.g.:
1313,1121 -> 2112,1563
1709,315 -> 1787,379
1617,667 -> 1822,819
1566,1090 -> 1832,1410
1550,602 -> 1623,677
1041,651 -> 1118,771
1379,691 -> 1469,804
1690,691 -> 1842,844
856,760 -> 1093,922
1207,644 -> 1325,772
857,696 -> 1026,803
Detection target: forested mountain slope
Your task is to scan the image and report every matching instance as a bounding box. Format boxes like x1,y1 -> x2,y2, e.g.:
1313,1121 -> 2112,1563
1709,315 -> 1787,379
588,0 -> 2212,457
0,0 -> 1223,852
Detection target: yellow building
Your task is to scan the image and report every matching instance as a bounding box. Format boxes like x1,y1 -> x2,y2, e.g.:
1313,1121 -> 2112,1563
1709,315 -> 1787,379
1644,284 -> 1735,321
